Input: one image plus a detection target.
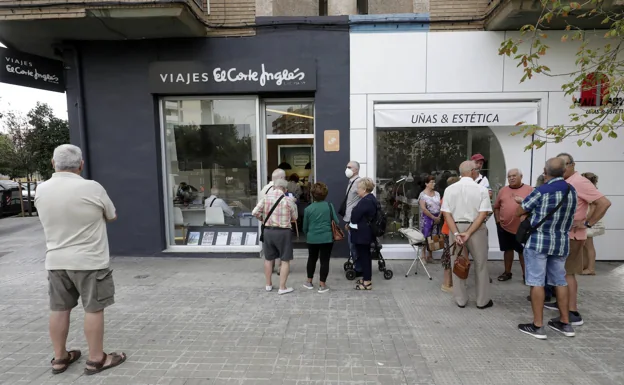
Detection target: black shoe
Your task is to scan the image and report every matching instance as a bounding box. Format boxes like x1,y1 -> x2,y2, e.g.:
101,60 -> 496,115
518,323 -> 547,340
547,319 -> 575,337
457,303 -> 466,308
477,300 -> 494,310
544,302 -> 559,311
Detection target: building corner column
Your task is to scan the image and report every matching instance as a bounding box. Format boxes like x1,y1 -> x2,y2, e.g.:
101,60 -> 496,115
328,0 -> 356,15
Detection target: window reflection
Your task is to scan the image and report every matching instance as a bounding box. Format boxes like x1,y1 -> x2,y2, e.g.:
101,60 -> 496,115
163,99 -> 259,246
376,127 -> 505,244
265,102 -> 314,135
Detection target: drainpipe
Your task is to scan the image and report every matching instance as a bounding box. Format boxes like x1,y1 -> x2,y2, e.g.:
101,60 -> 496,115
56,44 -> 90,179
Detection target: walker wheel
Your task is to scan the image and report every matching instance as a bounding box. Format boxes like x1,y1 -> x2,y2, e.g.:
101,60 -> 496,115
384,270 -> 394,280
346,269 -> 357,281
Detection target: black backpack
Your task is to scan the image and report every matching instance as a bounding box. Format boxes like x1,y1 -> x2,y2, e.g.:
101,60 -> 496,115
368,200 -> 387,237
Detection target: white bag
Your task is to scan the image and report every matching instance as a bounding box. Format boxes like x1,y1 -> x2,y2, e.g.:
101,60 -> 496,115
587,220 -> 605,238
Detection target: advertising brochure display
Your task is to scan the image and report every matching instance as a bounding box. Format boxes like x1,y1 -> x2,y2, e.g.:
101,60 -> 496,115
184,226 -> 259,246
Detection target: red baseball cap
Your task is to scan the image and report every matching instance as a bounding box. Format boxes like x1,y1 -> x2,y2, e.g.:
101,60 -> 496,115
471,153 -> 485,162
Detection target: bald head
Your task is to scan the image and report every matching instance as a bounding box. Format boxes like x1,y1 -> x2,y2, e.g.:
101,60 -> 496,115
271,168 -> 286,182
459,161 -> 476,178
545,157 -> 566,179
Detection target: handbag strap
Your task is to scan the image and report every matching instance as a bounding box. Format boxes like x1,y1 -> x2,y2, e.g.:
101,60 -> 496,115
327,202 -> 335,225
532,184 -> 571,231
341,177 -> 359,206
263,195 -> 285,226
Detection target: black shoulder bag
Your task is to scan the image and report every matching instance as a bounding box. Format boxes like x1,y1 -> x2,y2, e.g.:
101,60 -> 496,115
338,177 -> 359,217
260,195 -> 285,242
516,185 -> 571,244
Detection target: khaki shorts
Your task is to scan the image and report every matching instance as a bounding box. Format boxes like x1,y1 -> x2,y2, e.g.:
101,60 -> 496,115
565,239 -> 586,275
48,268 -> 115,313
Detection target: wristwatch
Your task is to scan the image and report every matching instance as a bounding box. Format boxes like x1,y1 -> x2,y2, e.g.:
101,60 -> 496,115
453,232 -> 460,237
584,221 -> 593,228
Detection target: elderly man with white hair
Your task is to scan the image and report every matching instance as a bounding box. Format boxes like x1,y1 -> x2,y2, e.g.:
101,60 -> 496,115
253,178 -> 298,294
259,168 -> 287,273
493,168 -> 534,283
441,160 -> 493,309
34,144 -> 126,375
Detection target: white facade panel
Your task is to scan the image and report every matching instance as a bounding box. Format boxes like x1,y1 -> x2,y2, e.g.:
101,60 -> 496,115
594,230 -> 624,261
350,30 -> 623,260
426,31 -> 505,93
350,95 -> 368,129
349,128 -> 367,163
350,32 -> 427,95
503,31 -> 582,93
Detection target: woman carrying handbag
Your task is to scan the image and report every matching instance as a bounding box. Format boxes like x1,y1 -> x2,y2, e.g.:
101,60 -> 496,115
302,182 -> 342,293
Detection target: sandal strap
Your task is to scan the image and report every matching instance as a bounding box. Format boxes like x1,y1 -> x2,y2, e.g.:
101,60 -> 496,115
85,352 -> 108,369
51,350 -> 79,365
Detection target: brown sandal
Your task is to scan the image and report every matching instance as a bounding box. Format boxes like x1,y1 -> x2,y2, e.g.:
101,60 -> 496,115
51,349 -> 82,374
84,352 -> 127,375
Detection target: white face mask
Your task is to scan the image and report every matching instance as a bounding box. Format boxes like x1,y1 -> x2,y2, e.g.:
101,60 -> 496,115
345,168 -> 354,178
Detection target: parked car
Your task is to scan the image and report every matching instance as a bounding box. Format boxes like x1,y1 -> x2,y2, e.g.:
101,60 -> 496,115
0,180 -> 35,217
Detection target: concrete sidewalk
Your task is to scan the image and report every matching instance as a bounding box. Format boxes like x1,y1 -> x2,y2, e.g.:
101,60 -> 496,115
1,217 -> 623,385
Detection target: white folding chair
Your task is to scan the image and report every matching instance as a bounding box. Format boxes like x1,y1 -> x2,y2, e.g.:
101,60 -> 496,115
205,207 -> 225,225
399,228 -> 432,280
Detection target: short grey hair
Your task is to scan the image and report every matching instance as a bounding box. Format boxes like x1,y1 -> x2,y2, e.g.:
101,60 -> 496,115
274,179 -> 288,190
459,161 -> 476,176
557,152 -> 575,165
545,157 -> 566,178
508,168 -> 523,176
53,144 -> 82,171
357,177 -> 375,193
271,168 -> 286,181
348,161 -> 360,171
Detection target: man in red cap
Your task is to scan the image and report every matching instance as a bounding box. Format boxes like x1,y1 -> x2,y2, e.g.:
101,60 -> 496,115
471,154 -> 492,198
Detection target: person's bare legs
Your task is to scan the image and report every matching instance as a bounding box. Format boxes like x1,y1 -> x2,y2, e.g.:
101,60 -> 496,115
84,311 -> 105,367
50,310 -> 71,370
264,260 -> 273,287
582,238 -> 596,274
503,250 -> 514,274
530,286 -> 545,327
279,261 -> 290,290
443,268 -> 452,287
566,274 -> 579,312
519,252 -> 525,278
555,285 -> 570,324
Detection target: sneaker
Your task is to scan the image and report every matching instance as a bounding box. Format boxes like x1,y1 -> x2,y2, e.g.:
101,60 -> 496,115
318,285 -> 329,293
518,323 -> 547,340
441,284 -> 453,293
544,302 -> 559,311
548,319 -> 575,337
551,312 -> 584,326
265,285 -> 273,292
278,287 -> 294,295
302,282 -> 314,290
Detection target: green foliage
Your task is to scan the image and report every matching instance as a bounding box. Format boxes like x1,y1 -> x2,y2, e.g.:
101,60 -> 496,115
0,102 -> 69,179
498,0 -> 624,150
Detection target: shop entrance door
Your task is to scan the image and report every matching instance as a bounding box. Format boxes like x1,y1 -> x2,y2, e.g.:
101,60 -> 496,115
261,99 -> 315,249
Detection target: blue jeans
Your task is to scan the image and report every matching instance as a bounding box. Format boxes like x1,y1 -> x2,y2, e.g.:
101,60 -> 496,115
524,248 -> 568,287
348,230 -> 361,272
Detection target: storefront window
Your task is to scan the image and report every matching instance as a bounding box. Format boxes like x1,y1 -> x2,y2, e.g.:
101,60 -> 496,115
375,126 -> 505,244
265,102 -> 314,136
162,98 -> 259,247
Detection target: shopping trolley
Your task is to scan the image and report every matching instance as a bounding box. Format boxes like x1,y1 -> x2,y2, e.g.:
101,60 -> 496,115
398,227 -> 432,280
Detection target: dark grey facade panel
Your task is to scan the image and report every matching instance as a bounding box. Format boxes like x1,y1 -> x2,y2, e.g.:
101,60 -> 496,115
66,22 -> 351,256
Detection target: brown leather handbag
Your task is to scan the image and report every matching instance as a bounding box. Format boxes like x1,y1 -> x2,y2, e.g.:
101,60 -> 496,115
328,203 -> 344,241
452,245 -> 471,280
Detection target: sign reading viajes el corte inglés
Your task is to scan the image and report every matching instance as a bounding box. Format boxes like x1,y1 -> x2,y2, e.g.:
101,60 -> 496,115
0,47 -> 65,93
148,60 -> 317,94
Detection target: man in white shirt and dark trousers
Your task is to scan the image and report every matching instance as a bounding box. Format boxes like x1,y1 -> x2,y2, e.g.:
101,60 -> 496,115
205,187 -> 236,224
442,160 -> 494,309
35,144 -> 126,375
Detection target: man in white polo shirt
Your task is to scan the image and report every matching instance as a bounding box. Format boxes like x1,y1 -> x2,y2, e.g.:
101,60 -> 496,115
35,144 -> 126,375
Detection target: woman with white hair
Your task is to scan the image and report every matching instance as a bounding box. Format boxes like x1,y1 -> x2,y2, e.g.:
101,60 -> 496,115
349,177 -> 379,290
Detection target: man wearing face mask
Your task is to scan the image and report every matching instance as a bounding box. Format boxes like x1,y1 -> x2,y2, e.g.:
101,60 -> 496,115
339,161 -> 362,276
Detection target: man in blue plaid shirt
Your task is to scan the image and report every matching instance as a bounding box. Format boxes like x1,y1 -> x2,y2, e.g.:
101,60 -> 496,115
514,158 -> 577,339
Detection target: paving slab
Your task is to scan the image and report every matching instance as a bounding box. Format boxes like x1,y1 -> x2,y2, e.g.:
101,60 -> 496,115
1,218 -> 623,385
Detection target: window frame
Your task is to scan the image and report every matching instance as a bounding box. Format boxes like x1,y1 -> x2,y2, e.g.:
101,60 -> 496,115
159,95 -> 262,253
